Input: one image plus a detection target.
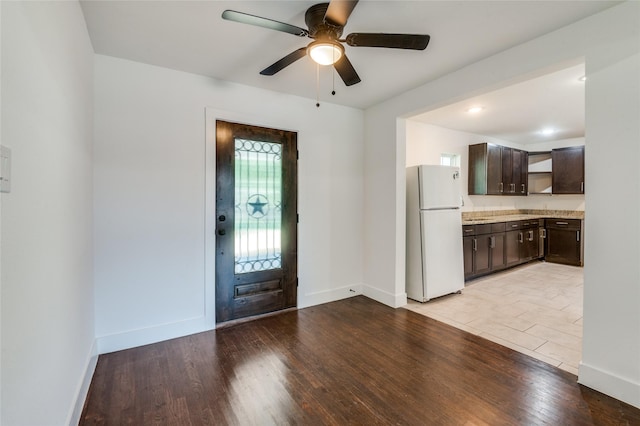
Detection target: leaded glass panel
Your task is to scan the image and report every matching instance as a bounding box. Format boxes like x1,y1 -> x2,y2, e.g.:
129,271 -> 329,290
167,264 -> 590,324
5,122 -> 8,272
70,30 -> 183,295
234,139 -> 282,274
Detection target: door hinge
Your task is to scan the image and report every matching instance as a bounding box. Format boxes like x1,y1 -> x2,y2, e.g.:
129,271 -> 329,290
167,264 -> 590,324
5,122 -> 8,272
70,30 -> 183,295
296,278 -> 299,288
296,150 -> 299,160
297,213 -> 299,223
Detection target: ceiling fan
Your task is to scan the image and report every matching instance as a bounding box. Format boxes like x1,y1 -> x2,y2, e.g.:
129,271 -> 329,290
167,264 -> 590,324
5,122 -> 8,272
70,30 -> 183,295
222,0 -> 430,87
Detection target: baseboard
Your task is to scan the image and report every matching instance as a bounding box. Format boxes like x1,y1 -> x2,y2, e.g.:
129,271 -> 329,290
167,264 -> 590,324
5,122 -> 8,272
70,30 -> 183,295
578,362 -> 640,409
299,284 -> 363,309
362,284 -> 407,308
68,339 -> 98,426
96,316 -> 213,355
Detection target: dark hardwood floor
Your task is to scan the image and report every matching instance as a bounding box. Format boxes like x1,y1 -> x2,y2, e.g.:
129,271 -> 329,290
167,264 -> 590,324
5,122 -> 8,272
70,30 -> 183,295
81,296 -> 640,425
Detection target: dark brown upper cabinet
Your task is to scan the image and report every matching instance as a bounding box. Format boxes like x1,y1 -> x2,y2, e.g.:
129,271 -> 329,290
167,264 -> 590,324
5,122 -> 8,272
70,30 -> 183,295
468,143 -> 527,196
502,147 -> 528,195
468,143 -> 502,195
552,146 -> 584,194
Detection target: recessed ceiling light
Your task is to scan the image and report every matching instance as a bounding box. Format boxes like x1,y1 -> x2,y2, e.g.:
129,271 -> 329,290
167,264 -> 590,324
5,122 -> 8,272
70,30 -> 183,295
579,75 -> 586,82
540,128 -> 556,136
466,106 -> 484,114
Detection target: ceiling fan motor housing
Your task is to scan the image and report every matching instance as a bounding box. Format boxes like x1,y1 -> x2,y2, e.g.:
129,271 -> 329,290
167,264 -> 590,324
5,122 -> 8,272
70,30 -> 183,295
305,3 -> 344,40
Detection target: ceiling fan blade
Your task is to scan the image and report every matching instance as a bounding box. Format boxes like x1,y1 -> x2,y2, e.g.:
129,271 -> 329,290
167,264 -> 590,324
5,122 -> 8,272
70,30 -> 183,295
324,0 -> 359,27
333,54 -> 361,86
346,33 -> 430,50
260,48 -> 308,76
222,10 -> 309,37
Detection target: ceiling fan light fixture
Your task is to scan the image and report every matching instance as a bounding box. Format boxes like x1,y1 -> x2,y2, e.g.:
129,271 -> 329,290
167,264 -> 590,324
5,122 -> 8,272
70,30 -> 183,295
308,41 -> 344,65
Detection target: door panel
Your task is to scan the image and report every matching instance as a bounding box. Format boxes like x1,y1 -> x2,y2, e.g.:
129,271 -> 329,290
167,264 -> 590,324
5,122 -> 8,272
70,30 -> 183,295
552,146 -> 584,194
505,230 -> 521,266
490,233 -> 506,270
474,235 -> 491,275
215,120 -> 297,323
463,236 -> 474,278
486,144 -> 502,195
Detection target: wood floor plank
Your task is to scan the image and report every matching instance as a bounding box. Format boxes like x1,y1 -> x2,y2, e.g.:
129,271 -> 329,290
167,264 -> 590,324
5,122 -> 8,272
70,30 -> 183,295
81,296 -> 640,425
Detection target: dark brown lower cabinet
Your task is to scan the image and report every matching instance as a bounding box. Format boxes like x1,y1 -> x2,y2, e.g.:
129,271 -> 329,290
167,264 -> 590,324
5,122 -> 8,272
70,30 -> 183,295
463,217 -> 583,280
545,219 -> 583,266
489,233 -> 506,271
520,220 -> 542,262
505,221 -> 521,267
464,219 -> 547,281
463,223 -> 506,280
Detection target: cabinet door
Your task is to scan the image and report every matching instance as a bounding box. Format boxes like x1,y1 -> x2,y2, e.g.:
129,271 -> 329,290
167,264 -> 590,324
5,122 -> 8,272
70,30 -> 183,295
486,144 -> 503,195
474,235 -> 491,275
468,143 -> 502,195
538,228 -> 546,258
546,228 -> 581,265
522,228 -> 539,260
514,150 -> 528,195
501,147 -> 528,195
463,236 -> 474,278
501,147 -> 513,193
505,230 -> 522,266
490,233 -> 506,271
552,146 -> 584,194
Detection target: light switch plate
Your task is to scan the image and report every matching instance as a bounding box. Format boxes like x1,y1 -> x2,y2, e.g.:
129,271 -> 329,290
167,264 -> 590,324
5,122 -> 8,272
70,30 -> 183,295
1,145 -> 12,193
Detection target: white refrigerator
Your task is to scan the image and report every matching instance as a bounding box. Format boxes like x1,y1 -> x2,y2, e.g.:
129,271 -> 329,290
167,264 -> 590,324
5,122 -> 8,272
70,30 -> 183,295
406,165 -> 464,302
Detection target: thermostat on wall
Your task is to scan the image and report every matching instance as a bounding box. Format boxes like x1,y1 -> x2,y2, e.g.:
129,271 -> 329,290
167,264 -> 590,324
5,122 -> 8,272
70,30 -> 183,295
1,145 -> 11,193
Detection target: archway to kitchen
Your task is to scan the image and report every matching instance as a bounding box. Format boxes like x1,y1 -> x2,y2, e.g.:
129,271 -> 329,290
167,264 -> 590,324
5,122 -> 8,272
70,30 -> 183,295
402,62 -> 585,375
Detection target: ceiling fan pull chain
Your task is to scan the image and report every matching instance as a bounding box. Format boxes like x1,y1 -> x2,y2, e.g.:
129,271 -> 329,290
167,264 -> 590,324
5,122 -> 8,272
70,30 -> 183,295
332,73 -> 336,96
316,63 -> 320,107
332,49 -> 336,96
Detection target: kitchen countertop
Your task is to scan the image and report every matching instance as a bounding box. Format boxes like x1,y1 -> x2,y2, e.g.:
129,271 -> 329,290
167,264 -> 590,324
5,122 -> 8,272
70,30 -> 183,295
462,209 -> 584,225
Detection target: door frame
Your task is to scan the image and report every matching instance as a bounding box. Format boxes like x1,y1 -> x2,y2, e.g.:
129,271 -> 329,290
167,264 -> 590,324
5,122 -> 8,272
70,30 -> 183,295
205,108 -> 298,328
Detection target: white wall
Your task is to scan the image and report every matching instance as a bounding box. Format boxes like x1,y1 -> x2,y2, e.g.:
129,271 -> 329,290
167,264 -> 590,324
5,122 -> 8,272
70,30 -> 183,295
0,2 -> 3,421
1,2 -> 96,425
406,121 -> 586,212
94,55 -> 364,353
581,49 -> 640,408
364,1 -> 639,408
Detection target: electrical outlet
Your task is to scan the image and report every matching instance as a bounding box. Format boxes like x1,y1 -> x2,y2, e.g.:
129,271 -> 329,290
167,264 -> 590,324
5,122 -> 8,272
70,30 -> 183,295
1,145 -> 12,193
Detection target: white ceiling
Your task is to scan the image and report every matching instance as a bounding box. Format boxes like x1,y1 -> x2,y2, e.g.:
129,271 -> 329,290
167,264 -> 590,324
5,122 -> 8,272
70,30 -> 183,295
411,63 -> 586,145
79,1 -> 615,143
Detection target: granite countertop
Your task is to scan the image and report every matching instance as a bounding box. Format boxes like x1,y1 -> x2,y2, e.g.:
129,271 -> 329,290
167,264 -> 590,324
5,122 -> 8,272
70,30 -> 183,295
461,209 -> 584,225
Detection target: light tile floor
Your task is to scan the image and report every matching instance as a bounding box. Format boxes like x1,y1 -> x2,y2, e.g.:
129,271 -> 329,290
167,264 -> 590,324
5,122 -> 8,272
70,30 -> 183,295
404,261 -> 584,374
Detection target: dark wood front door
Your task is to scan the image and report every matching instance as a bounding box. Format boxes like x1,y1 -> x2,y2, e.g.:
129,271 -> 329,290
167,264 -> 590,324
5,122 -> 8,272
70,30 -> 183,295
215,120 -> 297,323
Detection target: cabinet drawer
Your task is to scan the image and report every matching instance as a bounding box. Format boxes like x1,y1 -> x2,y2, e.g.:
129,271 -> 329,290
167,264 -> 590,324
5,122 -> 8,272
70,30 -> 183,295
546,218 -> 581,229
462,225 -> 475,236
521,220 -> 539,229
506,221 -> 521,230
475,224 -> 493,235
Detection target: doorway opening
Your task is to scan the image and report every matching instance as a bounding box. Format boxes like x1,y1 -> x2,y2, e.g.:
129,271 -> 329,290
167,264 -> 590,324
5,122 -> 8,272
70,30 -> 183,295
403,63 -> 585,374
